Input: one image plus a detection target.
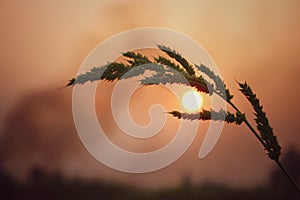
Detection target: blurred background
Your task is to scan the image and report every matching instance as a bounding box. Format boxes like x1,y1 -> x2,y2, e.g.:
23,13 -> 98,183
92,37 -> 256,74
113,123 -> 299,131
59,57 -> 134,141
0,0 -> 300,199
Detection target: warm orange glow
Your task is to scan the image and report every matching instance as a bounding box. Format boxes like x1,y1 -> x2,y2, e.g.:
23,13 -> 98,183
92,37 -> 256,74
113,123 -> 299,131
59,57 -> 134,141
1,0 -> 300,190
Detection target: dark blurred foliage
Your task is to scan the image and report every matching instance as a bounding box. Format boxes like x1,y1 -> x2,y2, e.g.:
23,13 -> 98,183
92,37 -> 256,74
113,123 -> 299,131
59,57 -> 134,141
0,149 -> 299,200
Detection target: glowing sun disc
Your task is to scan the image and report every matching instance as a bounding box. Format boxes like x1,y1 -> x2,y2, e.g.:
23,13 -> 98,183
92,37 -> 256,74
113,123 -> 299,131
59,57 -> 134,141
181,89 -> 203,112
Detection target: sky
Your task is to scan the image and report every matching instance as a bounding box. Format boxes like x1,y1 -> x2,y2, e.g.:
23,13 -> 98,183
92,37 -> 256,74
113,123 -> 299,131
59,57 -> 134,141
0,0 -> 300,189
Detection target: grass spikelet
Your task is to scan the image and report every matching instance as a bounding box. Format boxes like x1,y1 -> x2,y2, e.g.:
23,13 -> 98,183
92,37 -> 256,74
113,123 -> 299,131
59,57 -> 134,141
168,109 -> 244,124
195,64 -> 233,101
157,44 -> 195,75
238,81 -> 281,161
154,56 -> 186,74
122,51 -> 151,66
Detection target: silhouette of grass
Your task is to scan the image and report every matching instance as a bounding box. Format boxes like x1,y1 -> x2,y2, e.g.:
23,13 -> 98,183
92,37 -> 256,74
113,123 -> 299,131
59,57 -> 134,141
67,44 -> 300,197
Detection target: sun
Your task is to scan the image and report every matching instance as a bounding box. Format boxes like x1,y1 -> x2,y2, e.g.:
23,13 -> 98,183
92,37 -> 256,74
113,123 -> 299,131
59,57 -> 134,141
181,89 -> 203,112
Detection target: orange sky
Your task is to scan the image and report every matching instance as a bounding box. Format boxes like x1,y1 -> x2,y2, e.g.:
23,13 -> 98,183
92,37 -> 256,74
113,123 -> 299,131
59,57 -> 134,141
0,0 -> 300,189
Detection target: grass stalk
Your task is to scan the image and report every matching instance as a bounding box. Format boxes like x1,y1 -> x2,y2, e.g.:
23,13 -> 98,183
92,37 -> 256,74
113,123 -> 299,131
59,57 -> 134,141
67,44 -> 300,196
275,159 -> 300,195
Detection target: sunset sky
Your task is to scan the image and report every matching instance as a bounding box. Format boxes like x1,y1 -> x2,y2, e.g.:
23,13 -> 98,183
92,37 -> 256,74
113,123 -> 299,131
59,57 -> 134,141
0,0 -> 300,189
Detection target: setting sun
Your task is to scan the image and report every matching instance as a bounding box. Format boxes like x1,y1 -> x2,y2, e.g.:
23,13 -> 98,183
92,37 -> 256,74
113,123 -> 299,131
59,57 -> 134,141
181,89 -> 203,112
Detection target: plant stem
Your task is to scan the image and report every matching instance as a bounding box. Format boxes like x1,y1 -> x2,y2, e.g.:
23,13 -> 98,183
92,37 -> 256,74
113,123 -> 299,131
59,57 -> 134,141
228,100 -> 300,196
227,101 -> 266,147
275,159 -> 300,196
212,90 -> 265,147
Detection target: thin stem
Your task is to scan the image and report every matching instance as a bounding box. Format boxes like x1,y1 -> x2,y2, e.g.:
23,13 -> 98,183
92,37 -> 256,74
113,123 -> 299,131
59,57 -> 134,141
213,88 -> 266,147
227,101 -> 266,147
213,89 -> 270,154
275,159 -> 300,196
